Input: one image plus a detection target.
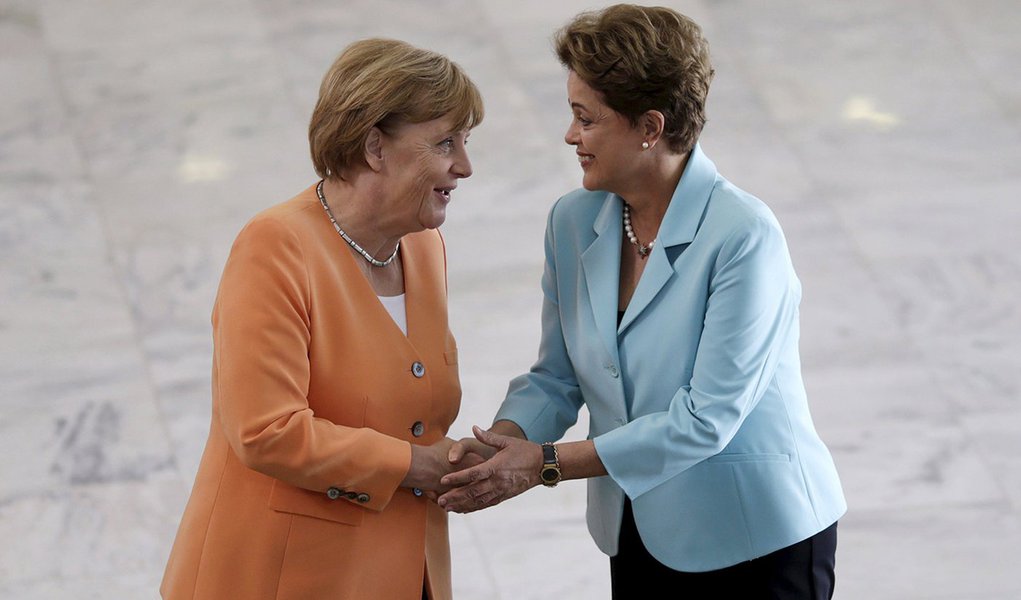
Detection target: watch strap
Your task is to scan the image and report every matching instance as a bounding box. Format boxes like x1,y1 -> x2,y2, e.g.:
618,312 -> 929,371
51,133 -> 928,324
540,442 -> 561,487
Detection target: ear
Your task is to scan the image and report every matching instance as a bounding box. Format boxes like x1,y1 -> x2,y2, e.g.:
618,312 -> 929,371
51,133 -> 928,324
640,110 -> 666,148
363,126 -> 385,172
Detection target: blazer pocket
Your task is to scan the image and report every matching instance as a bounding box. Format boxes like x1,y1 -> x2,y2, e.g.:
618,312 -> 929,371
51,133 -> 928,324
268,480 -> 364,526
706,452 -> 791,464
444,349 -> 458,365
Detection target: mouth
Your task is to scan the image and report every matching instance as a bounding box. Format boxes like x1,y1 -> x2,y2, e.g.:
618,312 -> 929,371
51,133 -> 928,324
577,153 -> 594,168
433,186 -> 455,203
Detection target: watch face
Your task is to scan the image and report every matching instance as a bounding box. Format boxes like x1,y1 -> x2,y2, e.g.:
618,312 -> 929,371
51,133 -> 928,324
541,468 -> 558,482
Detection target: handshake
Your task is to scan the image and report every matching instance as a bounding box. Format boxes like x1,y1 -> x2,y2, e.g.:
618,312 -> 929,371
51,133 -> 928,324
401,425 -> 545,514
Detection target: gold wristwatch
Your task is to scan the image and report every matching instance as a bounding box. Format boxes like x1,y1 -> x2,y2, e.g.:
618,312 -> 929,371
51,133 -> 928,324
540,442 -> 562,487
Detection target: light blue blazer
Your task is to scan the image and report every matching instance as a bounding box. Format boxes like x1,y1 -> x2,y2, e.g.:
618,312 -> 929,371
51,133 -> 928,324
494,144 -> 846,571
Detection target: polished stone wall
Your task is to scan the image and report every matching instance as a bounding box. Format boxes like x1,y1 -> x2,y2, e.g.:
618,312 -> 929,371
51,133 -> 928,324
1,1 -> 1019,598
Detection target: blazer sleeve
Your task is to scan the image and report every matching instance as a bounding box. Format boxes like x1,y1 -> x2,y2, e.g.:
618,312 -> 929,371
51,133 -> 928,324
494,202 -> 585,442
594,213 -> 801,499
213,215 -> 411,511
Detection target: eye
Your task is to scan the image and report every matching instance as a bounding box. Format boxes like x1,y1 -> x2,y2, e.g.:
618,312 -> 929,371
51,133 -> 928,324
575,114 -> 593,127
438,138 -> 455,152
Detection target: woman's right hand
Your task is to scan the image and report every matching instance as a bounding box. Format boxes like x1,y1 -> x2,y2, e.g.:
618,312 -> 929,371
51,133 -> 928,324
447,436 -> 498,466
402,438 -> 486,494
447,419 -> 527,466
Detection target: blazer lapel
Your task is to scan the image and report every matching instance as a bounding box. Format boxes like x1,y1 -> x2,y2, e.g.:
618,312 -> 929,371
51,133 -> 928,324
618,248 -> 672,334
619,143 -> 718,333
580,193 -> 623,364
398,231 -> 443,352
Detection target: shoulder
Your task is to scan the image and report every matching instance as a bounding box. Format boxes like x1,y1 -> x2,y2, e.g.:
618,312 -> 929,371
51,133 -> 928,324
701,176 -> 785,247
233,187 -> 320,250
695,178 -> 796,279
549,187 -> 607,221
546,187 -> 612,236
405,227 -> 444,252
221,189 -> 323,283
401,226 -> 446,266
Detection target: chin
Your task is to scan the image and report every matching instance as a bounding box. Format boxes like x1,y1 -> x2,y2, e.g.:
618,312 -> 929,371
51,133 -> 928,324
420,211 -> 447,230
581,172 -> 604,191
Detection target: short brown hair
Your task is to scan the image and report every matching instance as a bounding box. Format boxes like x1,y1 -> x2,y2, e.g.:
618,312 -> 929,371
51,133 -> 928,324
309,38 -> 484,178
555,4 -> 713,153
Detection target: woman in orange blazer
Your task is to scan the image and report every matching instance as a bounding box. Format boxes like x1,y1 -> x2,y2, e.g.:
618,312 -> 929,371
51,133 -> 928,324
161,38 -> 483,600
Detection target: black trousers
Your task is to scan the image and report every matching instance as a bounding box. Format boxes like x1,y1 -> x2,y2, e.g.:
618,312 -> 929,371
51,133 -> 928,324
610,500 -> 837,599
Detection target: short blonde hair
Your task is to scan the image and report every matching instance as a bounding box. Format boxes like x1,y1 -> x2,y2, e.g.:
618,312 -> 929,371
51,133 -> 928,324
555,4 -> 714,154
309,38 -> 484,178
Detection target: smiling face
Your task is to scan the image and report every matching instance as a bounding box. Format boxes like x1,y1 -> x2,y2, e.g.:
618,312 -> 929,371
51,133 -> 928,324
379,115 -> 473,232
564,71 -> 647,195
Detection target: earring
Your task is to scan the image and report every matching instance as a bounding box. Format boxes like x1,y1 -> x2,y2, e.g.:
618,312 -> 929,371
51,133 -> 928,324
641,141 -> 650,150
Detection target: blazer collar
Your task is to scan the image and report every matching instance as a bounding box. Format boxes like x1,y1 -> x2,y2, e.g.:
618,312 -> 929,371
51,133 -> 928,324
327,219 -> 439,355
581,191 -> 623,364
588,142 -> 717,243
654,142 -> 718,247
583,143 -> 719,341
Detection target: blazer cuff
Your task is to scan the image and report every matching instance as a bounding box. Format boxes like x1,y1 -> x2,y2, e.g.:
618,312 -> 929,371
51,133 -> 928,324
592,426 -> 655,500
332,435 -> 413,512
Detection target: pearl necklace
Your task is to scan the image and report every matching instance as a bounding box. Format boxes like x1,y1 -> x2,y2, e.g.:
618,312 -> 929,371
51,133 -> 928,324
622,203 -> 655,258
316,180 -> 399,268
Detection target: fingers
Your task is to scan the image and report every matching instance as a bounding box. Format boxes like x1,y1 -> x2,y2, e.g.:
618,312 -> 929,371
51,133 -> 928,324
440,462 -> 491,488
472,425 -> 509,449
434,428 -> 541,512
447,440 -> 469,463
457,452 -> 486,470
449,428 -> 502,463
448,437 -> 490,463
446,453 -> 485,479
437,482 -> 502,513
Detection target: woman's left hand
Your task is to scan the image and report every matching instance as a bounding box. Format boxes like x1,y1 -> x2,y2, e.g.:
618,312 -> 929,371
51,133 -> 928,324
437,426 -> 543,513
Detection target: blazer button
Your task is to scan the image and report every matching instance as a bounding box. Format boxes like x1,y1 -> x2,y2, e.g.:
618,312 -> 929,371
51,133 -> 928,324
412,361 -> 426,378
326,487 -> 343,500
356,493 -> 370,503
413,487 -> 424,497
607,364 -> 619,378
411,421 -> 425,437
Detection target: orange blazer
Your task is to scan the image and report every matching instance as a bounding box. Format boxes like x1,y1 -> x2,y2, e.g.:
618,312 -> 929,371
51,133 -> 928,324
161,186 -> 461,600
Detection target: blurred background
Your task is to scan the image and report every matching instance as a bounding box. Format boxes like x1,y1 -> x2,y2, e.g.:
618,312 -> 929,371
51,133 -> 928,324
1,1 -> 1019,598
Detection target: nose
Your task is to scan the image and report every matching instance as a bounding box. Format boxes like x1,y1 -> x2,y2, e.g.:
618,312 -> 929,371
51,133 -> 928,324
564,120 -> 580,146
453,146 -> 473,179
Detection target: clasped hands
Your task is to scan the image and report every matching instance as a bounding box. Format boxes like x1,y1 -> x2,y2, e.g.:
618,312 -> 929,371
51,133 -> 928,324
403,426 -> 543,513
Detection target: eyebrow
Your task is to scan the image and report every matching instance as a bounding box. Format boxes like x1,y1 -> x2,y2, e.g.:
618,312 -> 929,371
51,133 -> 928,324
434,129 -> 469,142
570,101 -> 589,111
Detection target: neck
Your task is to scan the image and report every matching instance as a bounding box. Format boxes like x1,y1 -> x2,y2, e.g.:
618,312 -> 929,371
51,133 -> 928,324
320,176 -> 402,260
620,151 -> 690,238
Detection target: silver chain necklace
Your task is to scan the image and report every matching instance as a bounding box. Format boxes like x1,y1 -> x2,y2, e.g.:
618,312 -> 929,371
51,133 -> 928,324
316,180 -> 399,268
623,202 -> 655,258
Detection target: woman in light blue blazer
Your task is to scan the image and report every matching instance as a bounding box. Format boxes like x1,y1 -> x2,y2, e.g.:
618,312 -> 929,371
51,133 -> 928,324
440,4 -> 846,598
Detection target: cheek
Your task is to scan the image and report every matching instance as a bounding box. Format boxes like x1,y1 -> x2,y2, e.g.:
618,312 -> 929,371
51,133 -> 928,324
412,155 -> 439,190
581,131 -> 602,154
410,163 -> 442,215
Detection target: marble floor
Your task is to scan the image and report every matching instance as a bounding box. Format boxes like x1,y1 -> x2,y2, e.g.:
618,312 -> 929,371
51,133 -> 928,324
2,0 -> 1020,598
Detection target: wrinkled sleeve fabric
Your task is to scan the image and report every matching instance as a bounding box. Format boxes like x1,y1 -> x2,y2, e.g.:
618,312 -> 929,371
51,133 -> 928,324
494,203 -> 584,443
594,214 -> 800,499
213,216 -> 411,511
